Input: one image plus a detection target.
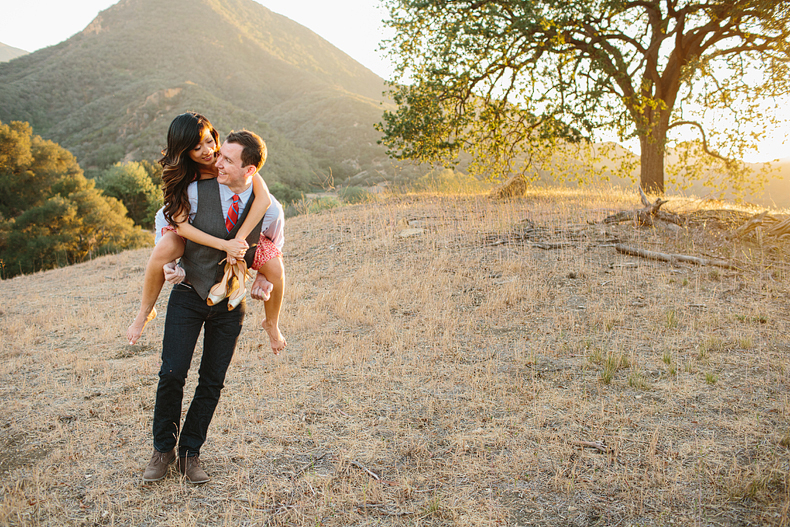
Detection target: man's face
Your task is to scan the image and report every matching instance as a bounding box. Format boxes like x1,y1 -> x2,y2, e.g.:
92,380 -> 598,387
216,141 -> 251,189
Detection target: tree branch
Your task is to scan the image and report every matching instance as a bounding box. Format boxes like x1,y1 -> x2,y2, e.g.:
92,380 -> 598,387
667,120 -> 731,163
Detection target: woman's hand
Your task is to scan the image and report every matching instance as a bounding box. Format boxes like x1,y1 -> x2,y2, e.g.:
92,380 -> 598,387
222,238 -> 249,262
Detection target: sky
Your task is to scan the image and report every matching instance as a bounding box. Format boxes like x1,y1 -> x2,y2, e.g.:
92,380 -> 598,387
1,0 -> 787,162
0,0 -> 394,79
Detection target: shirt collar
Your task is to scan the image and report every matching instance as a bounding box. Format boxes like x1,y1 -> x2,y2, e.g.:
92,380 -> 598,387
219,180 -> 254,204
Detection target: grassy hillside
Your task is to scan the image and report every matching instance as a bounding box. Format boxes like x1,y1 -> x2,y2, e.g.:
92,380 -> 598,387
0,42 -> 28,63
531,143 -> 790,210
1,189 -> 788,525
0,0 -> 398,189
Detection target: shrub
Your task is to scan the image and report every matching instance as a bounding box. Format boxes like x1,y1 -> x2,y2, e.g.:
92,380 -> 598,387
269,181 -> 303,206
339,186 -> 373,204
95,161 -> 161,228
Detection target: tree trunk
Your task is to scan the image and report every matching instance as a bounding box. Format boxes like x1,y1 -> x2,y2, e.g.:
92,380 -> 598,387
639,130 -> 666,195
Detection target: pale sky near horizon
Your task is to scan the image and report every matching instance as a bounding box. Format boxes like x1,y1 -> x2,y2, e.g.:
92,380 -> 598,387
1,0 -> 787,162
1,0 -> 394,78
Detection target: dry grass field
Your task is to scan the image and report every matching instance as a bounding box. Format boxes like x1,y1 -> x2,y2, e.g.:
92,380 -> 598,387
0,187 -> 789,526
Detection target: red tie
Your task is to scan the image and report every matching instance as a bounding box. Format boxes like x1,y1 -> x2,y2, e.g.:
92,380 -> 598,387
225,194 -> 240,232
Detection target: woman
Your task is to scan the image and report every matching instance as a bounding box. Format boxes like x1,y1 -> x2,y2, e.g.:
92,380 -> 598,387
126,112 -> 281,344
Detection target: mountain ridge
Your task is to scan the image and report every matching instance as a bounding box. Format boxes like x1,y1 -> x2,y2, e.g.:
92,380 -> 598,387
0,0 -> 396,188
0,42 -> 28,62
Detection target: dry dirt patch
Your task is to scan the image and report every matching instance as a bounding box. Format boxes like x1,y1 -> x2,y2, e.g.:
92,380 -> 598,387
0,189 -> 788,526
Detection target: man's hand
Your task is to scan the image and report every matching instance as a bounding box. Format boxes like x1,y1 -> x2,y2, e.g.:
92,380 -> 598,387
250,271 -> 273,301
163,261 -> 186,284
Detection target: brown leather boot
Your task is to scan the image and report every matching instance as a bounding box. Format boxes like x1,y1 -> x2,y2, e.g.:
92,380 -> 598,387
142,449 -> 175,482
178,454 -> 210,484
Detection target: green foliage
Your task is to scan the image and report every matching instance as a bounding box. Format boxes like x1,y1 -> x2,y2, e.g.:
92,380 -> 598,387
92,144 -> 125,169
600,352 -> 629,384
0,121 -> 84,218
96,162 -> 162,228
268,181 -> 303,206
380,0 -> 790,194
138,159 -> 163,190
286,196 -> 341,218
0,120 -> 150,278
338,186 -> 374,204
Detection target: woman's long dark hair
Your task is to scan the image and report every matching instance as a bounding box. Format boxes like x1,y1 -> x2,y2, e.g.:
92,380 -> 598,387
159,112 -> 219,226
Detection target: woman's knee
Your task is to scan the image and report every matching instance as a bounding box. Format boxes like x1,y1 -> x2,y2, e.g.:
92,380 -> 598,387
151,232 -> 185,263
261,257 -> 284,281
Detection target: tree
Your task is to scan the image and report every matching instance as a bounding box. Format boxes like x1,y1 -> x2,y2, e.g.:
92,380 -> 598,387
0,121 -> 84,218
378,0 -> 790,193
2,178 -> 150,276
96,161 -> 162,228
0,120 -> 151,278
138,159 -> 164,190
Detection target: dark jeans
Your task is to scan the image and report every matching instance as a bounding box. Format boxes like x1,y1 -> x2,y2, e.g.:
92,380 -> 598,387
152,283 -> 245,457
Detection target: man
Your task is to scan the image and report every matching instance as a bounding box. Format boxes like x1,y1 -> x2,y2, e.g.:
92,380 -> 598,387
142,129 -> 280,484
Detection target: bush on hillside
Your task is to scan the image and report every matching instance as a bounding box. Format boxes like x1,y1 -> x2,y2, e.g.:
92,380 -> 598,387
139,159 -> 164,190
269,181 -> 303,206
284,196 -> 340,218
96,162 -> 162,228
0,120 -> 151,278
339,186 -> 373,204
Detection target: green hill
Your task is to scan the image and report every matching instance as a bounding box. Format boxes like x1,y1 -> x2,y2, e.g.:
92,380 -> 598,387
0,0 -> 398,189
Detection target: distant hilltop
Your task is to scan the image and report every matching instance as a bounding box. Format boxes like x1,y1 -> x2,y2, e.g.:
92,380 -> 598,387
0,42 -> 28,62
0,0 -> 402,191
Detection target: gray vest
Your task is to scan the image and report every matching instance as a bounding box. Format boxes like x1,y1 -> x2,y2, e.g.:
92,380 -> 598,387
181,179 -> 263,300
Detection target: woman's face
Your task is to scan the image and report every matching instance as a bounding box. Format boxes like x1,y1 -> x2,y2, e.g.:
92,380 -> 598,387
188,127 -> 217,166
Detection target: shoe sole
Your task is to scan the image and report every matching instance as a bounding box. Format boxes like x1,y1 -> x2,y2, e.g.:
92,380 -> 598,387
179,469 -> 210,484
142,466 -> 173,483
177,463 -> 210,484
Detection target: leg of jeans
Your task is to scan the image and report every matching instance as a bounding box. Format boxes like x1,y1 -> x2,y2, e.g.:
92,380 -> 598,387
152,285 -> 208,453
178,299 -> 246,457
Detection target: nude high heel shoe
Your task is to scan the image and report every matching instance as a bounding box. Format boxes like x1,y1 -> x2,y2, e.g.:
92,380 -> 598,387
207,260 -> 233,306
227,260 -> 249,311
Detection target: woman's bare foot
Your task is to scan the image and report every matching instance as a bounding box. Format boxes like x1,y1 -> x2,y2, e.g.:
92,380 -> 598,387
127,308 -> 157,345
261,318 -> 286,355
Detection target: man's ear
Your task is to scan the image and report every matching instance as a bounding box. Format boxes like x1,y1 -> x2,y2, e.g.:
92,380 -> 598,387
244,164 -> 257,179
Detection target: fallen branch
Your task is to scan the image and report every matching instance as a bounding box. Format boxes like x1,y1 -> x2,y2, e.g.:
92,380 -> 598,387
349,460 -> 380,480
614,244 -> 738,269
729,211 -> 790,238
603,187 -> 684,227
731,211 -> 769,239
531,241 -> 575,250
573,440 -> 610,453
356,503 -> 415,517
602,210 -> 637,224
767,216 -> 790,237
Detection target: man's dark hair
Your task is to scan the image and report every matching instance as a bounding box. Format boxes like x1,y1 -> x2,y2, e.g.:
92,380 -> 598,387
225,129 -> 267,171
